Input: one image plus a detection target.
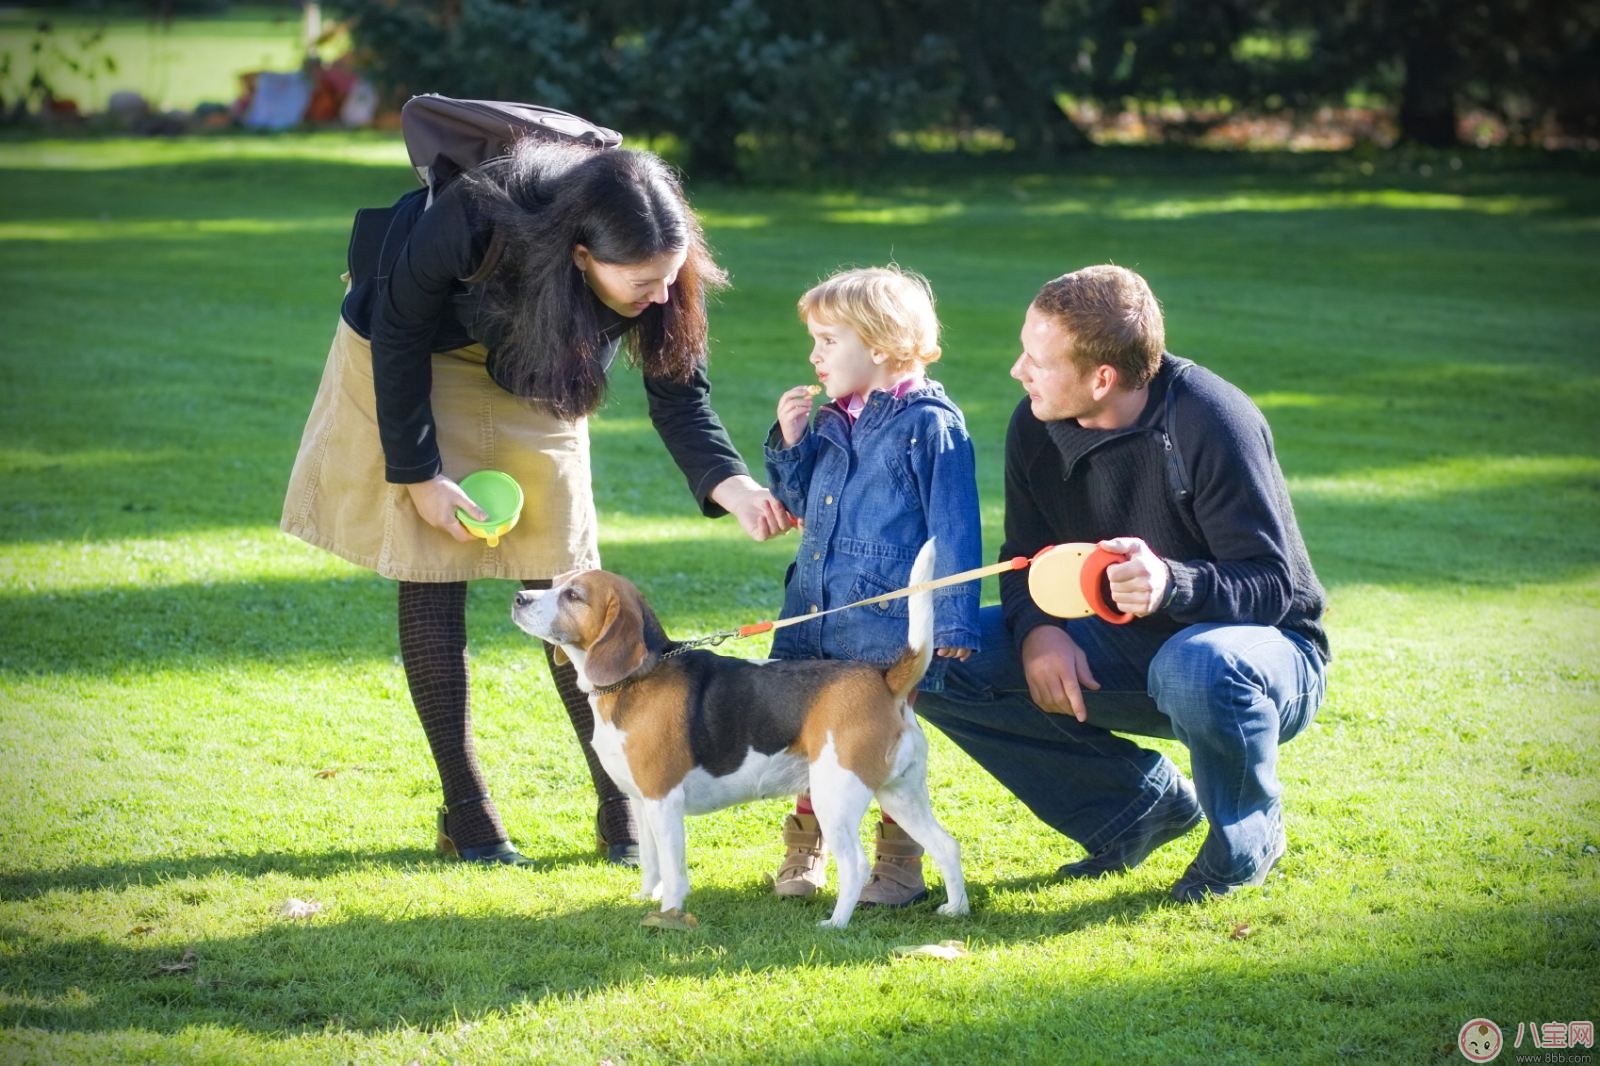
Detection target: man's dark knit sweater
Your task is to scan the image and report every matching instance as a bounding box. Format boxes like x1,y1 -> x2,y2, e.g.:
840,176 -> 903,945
1000,354 -> 1330,662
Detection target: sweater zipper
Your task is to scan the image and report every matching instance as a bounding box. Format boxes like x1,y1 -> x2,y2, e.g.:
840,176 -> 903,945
1053,424 -> 1152,481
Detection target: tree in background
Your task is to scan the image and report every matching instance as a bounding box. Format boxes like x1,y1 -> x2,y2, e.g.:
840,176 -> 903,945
1243,0 -> 1600,146
605,0 -> 954,178
334,0 -> 965,176
331,0 -> 1598,175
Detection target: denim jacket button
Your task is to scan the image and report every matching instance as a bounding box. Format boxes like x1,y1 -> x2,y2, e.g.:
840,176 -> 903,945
825,495 -> 834,505
812,551 -> 821,560
809,604 -> 819,613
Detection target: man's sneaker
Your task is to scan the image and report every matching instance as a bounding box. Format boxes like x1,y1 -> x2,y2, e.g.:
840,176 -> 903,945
1169,820 -> 1287,903
1056,775 -> 1204,880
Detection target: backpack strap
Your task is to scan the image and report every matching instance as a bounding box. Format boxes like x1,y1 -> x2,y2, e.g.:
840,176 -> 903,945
1160,356 -> 1205,544
346,186 -> 428,290
464,228 -> 506,286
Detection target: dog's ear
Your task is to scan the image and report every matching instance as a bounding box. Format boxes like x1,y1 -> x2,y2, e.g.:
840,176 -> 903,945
584,584 -> 647,689
637,597 -> 671,659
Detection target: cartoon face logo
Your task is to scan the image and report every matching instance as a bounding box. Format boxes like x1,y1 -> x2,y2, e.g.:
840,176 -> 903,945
1459,1019 -> 1503,1062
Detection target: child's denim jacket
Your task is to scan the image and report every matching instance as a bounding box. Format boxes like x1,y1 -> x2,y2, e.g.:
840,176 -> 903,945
763,380 -> 982,692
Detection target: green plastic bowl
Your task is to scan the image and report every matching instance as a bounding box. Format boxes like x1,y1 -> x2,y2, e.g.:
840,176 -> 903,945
454,470 -> 524,547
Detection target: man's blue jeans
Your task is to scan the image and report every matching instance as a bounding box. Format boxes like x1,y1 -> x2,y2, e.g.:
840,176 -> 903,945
917,607 -> 1327,883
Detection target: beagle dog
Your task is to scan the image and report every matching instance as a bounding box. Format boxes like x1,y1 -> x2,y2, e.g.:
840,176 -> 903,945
511,540 -> 967,929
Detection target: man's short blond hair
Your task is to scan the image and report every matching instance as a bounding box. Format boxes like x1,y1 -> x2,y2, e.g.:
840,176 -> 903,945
1033,265 -> 1165,389
798,265 -> 942,370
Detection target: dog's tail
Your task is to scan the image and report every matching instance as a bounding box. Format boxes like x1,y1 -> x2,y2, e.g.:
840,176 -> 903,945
884,538 -> 936,703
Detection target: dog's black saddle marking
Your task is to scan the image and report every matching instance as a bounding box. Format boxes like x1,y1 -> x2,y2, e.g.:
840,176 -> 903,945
668,651 -> 870,777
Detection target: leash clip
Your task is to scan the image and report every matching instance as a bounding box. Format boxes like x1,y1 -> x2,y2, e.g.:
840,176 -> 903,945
663,628 -> 742,657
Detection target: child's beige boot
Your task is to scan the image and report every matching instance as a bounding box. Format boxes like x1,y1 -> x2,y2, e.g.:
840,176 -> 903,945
858,821 -> 929,907
772,812 -> 828,897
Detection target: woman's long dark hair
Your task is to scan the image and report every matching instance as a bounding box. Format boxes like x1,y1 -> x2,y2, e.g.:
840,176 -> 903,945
460,141 -> 728,420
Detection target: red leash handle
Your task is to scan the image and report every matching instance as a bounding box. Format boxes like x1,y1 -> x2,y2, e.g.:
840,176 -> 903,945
1079,547 -> 1134,624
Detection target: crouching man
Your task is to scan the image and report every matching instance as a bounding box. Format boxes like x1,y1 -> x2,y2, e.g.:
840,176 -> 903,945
917,265 -> 1330,901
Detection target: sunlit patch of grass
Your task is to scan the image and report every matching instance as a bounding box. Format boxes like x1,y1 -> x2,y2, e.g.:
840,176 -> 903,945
0,135 -> 409,172
1,447 -> 187,473
1251,391 -> 1348,411
1111,190 -> 1561,219
822,202 -> 967,225
0,530 -> 342,592
693,209 -> 773,230
1293,454 -> 1600,500
0,217 -> 356,241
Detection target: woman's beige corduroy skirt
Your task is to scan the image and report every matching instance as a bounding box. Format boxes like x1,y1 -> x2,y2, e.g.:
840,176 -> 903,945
281,316 -> 601,582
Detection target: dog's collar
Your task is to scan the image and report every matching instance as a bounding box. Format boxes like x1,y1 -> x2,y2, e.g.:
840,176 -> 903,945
590,642 -> 697,696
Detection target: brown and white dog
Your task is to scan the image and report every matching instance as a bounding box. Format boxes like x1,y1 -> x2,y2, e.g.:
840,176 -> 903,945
511,540 -> 967,928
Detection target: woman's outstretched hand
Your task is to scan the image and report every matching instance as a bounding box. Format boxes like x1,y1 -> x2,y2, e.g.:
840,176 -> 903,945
406,475 -> 486,543
710,474 -> 795,542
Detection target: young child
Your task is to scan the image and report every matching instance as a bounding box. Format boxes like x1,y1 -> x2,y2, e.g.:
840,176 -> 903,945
763,265 -> 982,907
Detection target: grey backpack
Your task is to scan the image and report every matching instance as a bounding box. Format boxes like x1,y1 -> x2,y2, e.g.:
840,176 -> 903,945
347,94 -> 623,285
401,94 -> 623,206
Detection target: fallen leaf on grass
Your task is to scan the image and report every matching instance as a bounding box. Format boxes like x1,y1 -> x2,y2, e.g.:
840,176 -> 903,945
279,898 -> 324,919
890,940 -> 970,961
314,765 -> 364,779
1230,922 -> 1253,941
156,948 -> 196,975
126,925 -> 156,937
640,908 -> 699,931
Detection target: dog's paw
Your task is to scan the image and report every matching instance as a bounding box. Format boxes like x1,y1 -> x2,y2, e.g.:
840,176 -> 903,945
937,896 -> 970,917
641,908 -> 699,931
816,917 -> 850,930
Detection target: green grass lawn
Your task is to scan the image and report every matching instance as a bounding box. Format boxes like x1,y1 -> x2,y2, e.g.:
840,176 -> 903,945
1,134 -> 1597,1064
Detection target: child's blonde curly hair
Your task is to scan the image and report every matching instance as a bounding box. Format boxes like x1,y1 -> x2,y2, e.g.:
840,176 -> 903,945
797,265 -> 942,371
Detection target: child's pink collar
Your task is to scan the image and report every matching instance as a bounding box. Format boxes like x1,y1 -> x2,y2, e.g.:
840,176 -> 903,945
841,370 -> 925,422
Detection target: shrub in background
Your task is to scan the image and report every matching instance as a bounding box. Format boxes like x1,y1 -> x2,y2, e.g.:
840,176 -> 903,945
331,0 -> 952,178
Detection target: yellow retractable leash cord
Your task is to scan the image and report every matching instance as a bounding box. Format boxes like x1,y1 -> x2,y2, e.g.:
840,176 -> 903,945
672,543 -> 1134,652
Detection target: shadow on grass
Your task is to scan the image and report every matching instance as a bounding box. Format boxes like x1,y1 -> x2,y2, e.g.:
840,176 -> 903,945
0,876 -> 1174,1036
0,844 -> 608,902
0,575 -> 401,677
0,558 -> 782,679
0,883 -> 1588,1056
